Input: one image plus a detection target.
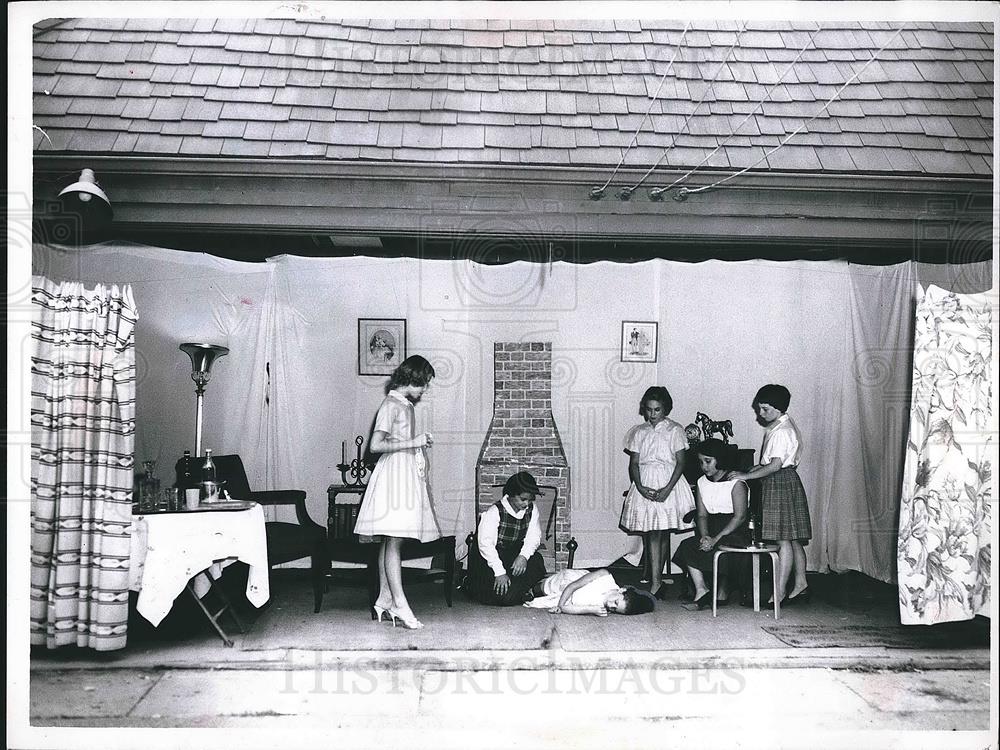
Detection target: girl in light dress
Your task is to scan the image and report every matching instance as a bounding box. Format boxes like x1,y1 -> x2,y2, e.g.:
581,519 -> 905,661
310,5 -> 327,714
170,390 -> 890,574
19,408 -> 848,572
353,355 -> 441,629
523,568 -> 655,616
620,386 -> 696,599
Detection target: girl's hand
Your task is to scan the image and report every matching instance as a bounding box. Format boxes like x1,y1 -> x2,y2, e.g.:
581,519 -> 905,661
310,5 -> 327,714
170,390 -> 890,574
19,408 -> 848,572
698,535 -> 715,552
415,432 -> 434,448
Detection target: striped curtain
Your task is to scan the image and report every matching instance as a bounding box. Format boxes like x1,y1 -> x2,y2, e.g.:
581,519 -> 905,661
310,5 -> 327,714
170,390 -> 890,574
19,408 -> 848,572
30,277 -> 137,651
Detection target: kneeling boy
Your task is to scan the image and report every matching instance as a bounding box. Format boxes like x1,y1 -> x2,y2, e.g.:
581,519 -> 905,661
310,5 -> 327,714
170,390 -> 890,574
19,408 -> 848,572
466,471 -> 547,606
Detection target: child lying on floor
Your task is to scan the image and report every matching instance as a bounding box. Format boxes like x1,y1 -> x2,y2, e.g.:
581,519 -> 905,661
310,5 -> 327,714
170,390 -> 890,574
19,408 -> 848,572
523,568 -> 655,616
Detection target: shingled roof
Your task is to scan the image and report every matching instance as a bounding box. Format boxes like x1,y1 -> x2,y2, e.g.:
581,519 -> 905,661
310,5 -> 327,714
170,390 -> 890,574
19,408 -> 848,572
33,18 -> 993,179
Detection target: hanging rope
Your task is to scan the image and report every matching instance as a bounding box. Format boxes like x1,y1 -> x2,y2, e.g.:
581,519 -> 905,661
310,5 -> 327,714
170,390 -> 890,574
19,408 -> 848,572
670,26 -> 906,201
620,23 -> 746,198
650,24 -> 822,200
590,23 -> 691,200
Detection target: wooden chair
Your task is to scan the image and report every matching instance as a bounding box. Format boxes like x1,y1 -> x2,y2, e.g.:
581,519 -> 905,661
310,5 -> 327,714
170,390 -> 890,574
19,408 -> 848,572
212,454 -> 327,612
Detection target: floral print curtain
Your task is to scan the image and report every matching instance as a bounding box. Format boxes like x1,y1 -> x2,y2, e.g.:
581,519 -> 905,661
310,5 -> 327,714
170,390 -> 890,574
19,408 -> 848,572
898,284 -> 992,625
30,277 -> 137,650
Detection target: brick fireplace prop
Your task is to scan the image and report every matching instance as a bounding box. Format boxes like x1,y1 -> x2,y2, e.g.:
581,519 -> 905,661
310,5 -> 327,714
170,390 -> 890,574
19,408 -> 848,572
475,342 -> 571,571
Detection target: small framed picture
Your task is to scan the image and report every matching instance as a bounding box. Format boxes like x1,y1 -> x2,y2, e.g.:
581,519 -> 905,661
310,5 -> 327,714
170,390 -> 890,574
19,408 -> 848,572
621,321 -> 658,363
358,318 -> 406,376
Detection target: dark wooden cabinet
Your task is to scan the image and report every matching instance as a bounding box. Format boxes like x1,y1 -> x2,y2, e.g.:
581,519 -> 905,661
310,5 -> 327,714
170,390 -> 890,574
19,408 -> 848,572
318,483 -> 455,612
327,484 -> 365,539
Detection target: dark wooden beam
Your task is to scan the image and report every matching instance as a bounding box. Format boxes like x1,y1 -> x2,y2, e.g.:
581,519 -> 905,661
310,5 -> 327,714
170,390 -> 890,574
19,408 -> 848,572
33,156 -> 992,262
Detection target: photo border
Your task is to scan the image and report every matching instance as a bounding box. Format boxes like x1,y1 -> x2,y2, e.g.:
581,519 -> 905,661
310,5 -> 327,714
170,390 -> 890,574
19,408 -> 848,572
358,318 -> 407,376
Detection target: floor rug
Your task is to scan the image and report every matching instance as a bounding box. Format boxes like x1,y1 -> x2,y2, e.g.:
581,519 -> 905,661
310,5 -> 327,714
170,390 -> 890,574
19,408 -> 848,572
761,622 -> 989,649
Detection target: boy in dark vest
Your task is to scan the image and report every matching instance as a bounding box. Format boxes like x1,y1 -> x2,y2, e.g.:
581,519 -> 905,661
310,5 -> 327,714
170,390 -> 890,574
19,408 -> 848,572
466,471 -> 547,606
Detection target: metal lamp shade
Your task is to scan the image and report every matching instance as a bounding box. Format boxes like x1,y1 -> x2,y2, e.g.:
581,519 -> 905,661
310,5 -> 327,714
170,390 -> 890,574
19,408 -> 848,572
181,343 -> 229,385
58,168 -> 113,227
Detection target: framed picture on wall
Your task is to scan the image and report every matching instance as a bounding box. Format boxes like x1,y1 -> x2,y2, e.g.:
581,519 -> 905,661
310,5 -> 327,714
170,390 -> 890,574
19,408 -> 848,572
621,321 -> 658,363
358,318 -> 406,375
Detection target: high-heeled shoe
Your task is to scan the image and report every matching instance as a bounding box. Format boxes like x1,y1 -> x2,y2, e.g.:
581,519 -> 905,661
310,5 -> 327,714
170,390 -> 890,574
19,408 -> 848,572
371,604 -> 389,622
693,592 -> 713,610
387,607 -> 424,629
783,588 -> 812,606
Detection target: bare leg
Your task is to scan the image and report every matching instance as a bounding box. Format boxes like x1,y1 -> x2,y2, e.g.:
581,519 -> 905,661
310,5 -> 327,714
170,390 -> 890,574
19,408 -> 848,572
383,537 -> 409,610
687,566 -> 709,599
658,532 -> 672,581
374,541 -> 392,610
716,574 -> 729,600
648,531 -> 664,594
788,541 -> 808,596
770,540 -> 794,603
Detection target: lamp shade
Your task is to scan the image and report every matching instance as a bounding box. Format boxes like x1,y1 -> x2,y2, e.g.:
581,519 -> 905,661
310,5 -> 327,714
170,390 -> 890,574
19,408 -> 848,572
57,168 -> 113,229
180,343 -> 229,383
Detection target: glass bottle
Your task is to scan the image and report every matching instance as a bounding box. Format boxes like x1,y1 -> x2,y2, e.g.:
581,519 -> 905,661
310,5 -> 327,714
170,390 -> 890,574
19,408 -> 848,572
201,449 -> 216,501
175,450 -> 193,491
748,513 -> 760,547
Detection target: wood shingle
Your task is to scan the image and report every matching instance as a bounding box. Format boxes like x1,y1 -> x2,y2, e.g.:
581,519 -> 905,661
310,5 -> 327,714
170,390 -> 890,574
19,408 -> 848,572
31,18 -> 993,177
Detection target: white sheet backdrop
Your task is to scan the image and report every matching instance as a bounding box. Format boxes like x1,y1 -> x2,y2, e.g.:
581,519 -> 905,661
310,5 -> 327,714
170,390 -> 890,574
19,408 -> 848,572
33,241 -> 993,583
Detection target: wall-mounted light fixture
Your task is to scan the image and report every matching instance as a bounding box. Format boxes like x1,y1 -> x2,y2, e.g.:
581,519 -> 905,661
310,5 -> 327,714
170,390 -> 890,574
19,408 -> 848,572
58,168 -> 113,226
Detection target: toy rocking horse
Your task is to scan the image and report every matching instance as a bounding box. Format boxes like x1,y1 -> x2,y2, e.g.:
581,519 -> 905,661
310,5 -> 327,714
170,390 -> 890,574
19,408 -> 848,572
695,412 -> 734,444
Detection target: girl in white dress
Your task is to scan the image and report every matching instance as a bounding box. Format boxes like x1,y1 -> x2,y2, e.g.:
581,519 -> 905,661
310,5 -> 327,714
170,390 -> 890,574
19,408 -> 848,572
620,386 -> 696,598
354,355 -> 441,629
523,568 -> 655,616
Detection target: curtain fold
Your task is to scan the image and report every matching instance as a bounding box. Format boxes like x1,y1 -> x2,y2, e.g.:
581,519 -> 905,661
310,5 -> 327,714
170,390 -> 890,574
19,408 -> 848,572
823,263 -> 916,582
225,260 -> 308,523
30,276 -> 137,651
897,284 -> 993,625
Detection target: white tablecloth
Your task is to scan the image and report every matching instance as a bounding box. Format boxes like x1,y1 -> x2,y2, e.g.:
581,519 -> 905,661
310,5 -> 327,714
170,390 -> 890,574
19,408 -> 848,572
129,503 -> 270,626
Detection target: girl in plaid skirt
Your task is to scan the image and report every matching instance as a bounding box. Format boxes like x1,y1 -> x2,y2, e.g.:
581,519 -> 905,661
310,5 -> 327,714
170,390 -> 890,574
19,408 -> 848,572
727,384 -> 812,606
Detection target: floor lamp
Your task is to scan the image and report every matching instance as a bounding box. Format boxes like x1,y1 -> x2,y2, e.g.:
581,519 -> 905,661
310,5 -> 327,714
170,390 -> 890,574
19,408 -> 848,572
180,343 -> 229,457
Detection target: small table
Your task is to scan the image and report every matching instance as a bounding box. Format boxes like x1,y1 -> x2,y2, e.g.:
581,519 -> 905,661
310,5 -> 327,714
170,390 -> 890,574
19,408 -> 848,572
322,484 -> 455,611
327,484 -> 366,540
712,544 -> 780,619
129,503 -> 270,646
318,535 -> 457,611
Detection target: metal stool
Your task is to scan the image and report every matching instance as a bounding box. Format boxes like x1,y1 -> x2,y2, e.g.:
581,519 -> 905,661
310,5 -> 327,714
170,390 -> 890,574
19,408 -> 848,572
712,544 -> 780,619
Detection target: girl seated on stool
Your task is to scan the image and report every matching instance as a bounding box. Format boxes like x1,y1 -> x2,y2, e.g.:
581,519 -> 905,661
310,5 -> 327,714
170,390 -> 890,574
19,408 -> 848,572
671,439 -> 750,610
523,568 -> 655,616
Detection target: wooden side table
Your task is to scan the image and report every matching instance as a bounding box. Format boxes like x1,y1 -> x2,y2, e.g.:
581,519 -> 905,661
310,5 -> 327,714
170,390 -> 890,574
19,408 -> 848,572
317,534 -> 456,612
327,484 -> 366,540
320,484 -> 455,612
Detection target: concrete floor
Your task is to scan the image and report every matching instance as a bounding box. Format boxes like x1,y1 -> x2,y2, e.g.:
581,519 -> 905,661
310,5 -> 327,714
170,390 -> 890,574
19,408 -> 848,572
20,569 -> 994,748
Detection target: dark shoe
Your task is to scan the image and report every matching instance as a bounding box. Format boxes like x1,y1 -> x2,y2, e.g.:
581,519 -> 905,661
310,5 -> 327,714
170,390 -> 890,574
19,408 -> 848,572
784,588 -> 811,606
715,595 -> 731,607
652,586 -> 669,601
678,588 -> 694,602
694,592 -> 713,610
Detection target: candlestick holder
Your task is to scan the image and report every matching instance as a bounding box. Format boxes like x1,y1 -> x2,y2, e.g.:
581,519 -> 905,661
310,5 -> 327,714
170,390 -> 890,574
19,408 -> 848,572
337,435 -> 377,487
